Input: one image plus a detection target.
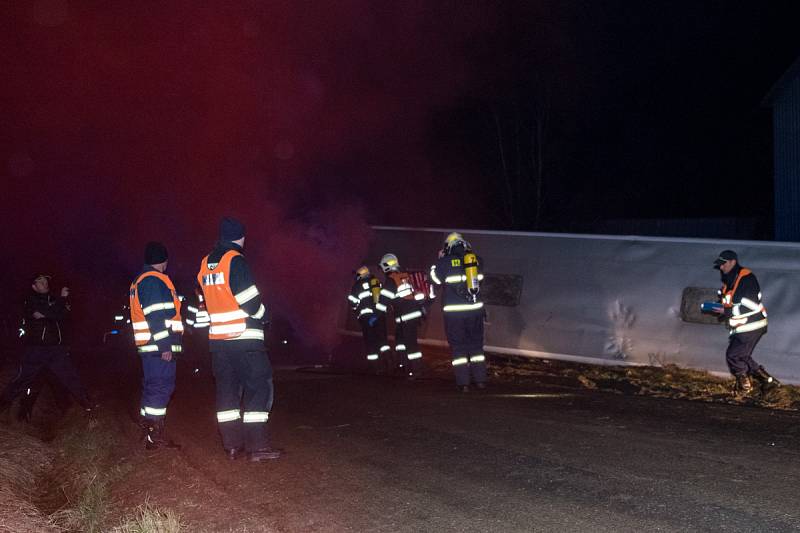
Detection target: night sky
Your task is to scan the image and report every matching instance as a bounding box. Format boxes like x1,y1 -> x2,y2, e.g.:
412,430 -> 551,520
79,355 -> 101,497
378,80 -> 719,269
3,1 -> 800,345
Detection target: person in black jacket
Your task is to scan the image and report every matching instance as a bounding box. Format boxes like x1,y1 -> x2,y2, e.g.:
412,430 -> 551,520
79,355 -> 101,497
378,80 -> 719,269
198,217 -> 280,462
0,274 -> 92,415
711,250 -> 780,396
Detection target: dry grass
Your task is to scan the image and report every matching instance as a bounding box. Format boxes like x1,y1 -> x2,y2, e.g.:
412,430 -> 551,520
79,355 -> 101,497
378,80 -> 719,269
111,499 -> 185,533
567,363 -> 800,409
48,411 -> 138,532
0,425 -> 63,532
46,409 -> 184,532
429,354 -> 800,409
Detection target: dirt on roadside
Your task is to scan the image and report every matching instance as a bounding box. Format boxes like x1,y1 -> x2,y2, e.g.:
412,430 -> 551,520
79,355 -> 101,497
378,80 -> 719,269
427,352 -> 800,410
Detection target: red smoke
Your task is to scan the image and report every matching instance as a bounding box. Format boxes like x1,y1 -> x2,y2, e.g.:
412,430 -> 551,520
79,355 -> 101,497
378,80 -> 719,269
1,1 -> 499,348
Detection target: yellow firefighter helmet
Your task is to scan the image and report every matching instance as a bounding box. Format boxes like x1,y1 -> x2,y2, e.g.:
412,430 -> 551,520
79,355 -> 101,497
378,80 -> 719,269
444,231 -> 468,252
355,265 -> 370,278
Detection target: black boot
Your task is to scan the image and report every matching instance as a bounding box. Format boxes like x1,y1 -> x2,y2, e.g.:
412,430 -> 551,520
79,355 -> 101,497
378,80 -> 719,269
248,447 -> 281,462
752,366 -> 781,393
137,415 -> 150,441
145,419 -> 181,450
733,373 -> 753,396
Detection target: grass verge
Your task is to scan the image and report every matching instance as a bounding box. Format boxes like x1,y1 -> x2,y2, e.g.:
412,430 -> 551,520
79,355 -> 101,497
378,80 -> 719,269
0,424 -> 62,532
40,408 -> 184,532
111,498 -> 184,533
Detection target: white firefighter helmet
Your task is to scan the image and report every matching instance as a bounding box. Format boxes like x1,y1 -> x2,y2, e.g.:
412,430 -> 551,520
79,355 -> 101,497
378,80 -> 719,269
379,253 -> 400,273
355,265 -> 370,278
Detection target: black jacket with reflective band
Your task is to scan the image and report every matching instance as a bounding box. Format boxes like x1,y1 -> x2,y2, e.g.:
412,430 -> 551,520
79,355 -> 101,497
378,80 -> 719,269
431,250 -> 485,312
349,274 -> 384,318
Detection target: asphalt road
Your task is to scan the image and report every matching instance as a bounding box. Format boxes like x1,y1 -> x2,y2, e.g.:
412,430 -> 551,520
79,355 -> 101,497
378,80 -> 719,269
165,359 -> 800,533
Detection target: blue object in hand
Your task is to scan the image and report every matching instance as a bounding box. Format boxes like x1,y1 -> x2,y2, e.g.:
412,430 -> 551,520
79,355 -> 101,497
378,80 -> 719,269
700,301 -> 724,314
368,315 -> 378,327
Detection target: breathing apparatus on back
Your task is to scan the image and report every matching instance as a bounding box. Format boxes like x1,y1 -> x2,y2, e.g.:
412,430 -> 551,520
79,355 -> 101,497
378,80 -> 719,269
369,277 -> 381,305
463,251 -> 480,302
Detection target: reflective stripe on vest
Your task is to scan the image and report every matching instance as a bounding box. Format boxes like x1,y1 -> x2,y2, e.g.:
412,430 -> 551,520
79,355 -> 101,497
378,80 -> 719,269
721,268 -> 768,333
198,250 -> 260,341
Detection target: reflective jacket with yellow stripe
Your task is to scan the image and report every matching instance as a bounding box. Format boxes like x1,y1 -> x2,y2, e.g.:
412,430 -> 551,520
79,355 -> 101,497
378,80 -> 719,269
430,249 -> 485,314
129,268 -> 184,356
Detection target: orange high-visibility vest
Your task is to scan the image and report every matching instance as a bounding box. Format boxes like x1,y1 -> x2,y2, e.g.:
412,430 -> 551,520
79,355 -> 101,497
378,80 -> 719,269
720,268 -> 752,307
720,267 -> 768,333
129,271 -> 183,351
197,250 -> 249,340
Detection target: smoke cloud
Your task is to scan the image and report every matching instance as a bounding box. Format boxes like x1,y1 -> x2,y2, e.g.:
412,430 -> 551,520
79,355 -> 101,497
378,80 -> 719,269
1,1 -> 506,350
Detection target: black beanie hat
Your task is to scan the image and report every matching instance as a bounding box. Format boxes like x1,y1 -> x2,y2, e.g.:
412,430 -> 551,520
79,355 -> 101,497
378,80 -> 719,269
220,216 -> 246,241
144,241 -> 168,265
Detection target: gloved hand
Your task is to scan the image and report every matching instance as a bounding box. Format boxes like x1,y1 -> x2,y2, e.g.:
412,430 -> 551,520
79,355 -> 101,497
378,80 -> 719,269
368,315 -> 378,327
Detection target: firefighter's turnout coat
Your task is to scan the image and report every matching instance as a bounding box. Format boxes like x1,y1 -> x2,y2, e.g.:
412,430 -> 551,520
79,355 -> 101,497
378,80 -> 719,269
348,274 -> 389,363
380,269 -> 425,372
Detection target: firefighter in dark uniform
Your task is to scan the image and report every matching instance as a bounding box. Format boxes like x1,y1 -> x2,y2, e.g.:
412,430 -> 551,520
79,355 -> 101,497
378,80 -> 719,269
430,232 -> 487,392
348,265 -> 390,374
129,242 -> 183,450
198,216 -> 280,462
710,250 -> 780,396
0,274 -> 93,415
379,253 -> 425,379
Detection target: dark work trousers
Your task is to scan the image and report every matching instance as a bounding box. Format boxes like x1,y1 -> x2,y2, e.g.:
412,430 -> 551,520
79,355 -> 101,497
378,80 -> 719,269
359,315 -> 389,372
18,369 -> 71,421
139,355 -> 177,421
725,330 -> 764,376
444,310 -> 487,386
395,315 -> 423,376
0,345 -> 90,409
212,350 -> 274,452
